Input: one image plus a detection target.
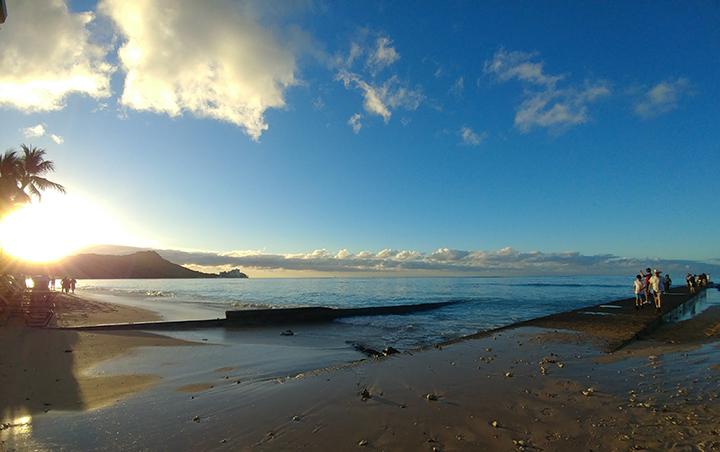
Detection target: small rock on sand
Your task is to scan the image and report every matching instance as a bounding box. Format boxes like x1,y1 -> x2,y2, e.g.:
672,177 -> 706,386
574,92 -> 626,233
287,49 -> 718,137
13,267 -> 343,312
383,346 -> 399,355
360,388 -> 371,401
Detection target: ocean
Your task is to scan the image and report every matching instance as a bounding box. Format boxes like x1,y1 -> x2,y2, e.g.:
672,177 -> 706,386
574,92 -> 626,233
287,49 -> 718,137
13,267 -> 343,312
76,275 -> 636,350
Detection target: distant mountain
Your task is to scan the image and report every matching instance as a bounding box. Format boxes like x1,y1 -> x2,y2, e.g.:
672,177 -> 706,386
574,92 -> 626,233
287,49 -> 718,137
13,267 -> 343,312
73,244 -> 154,256
1,250 -> 217,279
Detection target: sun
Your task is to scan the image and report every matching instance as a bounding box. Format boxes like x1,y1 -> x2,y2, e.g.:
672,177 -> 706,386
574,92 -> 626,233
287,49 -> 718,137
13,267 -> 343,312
0,192 -> 155,262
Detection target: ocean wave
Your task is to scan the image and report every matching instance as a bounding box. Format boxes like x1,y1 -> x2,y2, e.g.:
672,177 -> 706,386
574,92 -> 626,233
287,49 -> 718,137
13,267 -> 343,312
145,290 -> 176,298
510,283 -> 624,288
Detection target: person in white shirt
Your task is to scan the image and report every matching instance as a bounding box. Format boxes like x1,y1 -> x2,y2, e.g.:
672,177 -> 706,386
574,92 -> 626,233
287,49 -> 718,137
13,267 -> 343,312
633,275 -> 646,309
649,269 -> 665,312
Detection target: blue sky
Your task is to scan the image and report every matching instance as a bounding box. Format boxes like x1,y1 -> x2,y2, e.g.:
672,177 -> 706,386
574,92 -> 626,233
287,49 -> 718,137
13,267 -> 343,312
1,0 -> 718,277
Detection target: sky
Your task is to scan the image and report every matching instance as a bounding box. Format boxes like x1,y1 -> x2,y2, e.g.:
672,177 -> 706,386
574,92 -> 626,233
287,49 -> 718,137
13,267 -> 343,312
0,0 -> 719,277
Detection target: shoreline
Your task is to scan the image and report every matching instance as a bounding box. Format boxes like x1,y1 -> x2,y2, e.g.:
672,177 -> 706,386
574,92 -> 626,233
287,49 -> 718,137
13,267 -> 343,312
1,287 -> 719,451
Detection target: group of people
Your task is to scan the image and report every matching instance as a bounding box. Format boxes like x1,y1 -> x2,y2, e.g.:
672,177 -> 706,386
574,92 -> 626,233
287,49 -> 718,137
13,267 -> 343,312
634,268 -> 671,312
1,274 -> 76,296
39,276 -> 76,293
635,268 -> 713,311
686,273 -> 709,294
55,277 -> 77,293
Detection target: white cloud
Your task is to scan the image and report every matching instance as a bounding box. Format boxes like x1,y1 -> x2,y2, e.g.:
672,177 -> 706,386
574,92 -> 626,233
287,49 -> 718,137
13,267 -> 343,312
22,125 -> 47,138
306,249 -> 334,259
21,123 -> 64,144
337,70 -> 390,121
634,78 -> 691,119
336,70 -> 424,123
98,0 -> 300,141
366,37 -> 400,75
336,249 -> 352,259
348,113 -> 363,133
484,49 -> 563,87
515,82 -> 610,133
484,49 -> 610,133
458,126 -> 486,146
335,32 -> 423,126
375,249 -> 398,259
0,0 -> 114,112
346,42 -> 364,68
394,250 -> 423,261
428,248 -> 470,261
312,96 -> 325,111
451,77 -> 464,97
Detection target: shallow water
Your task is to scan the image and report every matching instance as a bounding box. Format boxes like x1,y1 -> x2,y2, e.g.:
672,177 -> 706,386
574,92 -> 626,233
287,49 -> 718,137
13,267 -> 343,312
664,288 -> 720,322
77,275 -> 635,350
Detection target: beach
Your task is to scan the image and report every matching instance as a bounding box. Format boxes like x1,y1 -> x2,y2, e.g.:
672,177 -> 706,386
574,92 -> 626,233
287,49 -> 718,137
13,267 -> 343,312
1,287 -> 719,451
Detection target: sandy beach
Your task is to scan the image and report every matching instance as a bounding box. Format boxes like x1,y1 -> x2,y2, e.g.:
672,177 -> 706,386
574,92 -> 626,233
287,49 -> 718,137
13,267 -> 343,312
1,289 -> 719,451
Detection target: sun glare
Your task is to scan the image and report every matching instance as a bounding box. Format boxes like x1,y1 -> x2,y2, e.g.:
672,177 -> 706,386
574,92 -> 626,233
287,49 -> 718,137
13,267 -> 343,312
0,192 -> 155,262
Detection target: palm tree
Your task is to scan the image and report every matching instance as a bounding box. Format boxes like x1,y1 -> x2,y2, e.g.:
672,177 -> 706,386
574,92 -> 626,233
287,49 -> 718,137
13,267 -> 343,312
17,144 -> 66,202
0,150 -> 23,216
0,144 -> 66,219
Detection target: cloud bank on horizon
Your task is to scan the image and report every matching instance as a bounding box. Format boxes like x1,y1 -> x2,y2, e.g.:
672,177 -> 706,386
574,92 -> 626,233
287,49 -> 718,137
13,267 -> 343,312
80,245 -> 720,278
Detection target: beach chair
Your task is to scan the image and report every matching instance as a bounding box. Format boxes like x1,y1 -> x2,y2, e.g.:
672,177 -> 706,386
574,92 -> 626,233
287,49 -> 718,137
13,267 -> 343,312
0,275 -> 25,326
22,289 -> 56,327
0,289 -> 10,326
0,275 -> 56,327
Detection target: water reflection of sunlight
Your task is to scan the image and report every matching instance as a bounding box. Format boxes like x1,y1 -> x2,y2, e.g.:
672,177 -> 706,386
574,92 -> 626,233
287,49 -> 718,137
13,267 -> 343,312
14,415 -> 30,425
0,410 -> 33,446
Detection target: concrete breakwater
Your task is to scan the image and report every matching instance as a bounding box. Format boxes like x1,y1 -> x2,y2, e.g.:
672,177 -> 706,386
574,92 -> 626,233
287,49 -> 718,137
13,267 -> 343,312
224,300 -> 459,324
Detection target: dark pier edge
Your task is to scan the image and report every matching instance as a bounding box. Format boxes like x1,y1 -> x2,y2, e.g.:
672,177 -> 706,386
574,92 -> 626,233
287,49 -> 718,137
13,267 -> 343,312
224,300 -> 459,324
60,300 -> 460,331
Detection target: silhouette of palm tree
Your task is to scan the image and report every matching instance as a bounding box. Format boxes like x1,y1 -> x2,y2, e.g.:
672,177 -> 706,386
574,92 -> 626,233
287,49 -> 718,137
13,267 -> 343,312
0,149 -> 24,216
0,144 -> 66,219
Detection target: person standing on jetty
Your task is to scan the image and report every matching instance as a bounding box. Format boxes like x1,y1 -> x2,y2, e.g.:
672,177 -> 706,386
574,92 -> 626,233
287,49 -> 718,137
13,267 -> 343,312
61,277 -> 70,293
640,268 -> 653,305
634,275 -> 646,309
649,269 -> 665,312
663,274 -> 672,294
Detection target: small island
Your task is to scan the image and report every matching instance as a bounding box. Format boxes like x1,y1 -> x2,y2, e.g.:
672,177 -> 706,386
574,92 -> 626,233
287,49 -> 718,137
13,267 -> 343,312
218,269 -> 248,278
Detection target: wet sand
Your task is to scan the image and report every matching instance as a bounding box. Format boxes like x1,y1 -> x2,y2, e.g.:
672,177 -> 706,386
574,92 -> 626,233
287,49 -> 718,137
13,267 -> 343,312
0,293 -> 195,422
1,288 -> 719,451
